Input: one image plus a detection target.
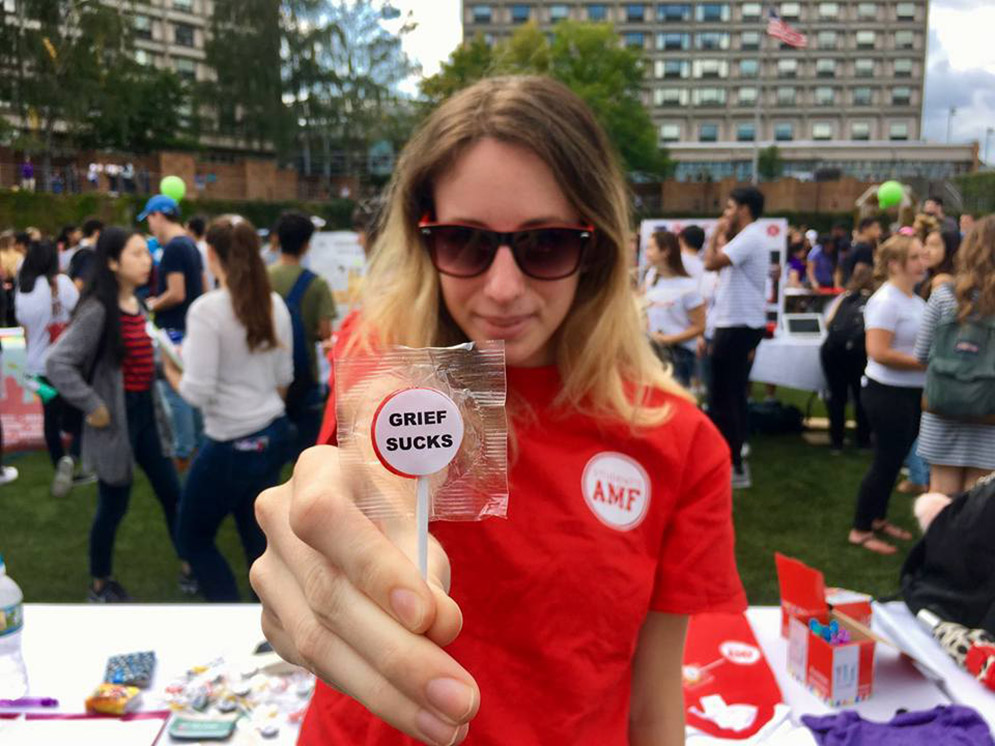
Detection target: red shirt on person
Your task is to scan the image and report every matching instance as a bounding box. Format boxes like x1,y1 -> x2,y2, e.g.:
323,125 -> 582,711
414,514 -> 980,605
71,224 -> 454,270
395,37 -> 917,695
302,329 -> 746,745
119,311 -> 155,392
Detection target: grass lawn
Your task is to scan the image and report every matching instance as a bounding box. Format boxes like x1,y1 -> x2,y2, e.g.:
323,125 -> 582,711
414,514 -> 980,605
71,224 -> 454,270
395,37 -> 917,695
0,388 -> 919,605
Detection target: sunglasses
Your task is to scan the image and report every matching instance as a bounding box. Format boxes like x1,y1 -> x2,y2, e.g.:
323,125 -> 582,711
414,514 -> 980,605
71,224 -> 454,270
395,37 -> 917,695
418,216 -> 595,280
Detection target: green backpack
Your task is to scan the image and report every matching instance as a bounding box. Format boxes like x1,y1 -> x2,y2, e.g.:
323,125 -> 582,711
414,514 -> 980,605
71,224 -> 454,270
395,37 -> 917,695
923,310 -> 995,422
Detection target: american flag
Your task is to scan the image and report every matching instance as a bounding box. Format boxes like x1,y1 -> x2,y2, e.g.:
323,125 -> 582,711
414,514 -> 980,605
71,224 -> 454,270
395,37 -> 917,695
766,8 -> 808,48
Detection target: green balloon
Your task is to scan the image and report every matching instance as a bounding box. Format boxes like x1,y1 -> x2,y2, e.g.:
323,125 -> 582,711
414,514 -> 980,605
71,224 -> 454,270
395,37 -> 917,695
160,175 -> 186,201
877,180 -> 903,209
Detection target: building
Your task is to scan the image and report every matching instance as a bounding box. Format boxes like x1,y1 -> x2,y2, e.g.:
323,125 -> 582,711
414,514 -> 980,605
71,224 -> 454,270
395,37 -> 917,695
461,2 -> 977,180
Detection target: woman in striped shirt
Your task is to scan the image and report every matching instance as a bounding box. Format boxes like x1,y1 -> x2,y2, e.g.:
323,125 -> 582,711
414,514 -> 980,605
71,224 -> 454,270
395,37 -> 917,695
47,227 -> 187,603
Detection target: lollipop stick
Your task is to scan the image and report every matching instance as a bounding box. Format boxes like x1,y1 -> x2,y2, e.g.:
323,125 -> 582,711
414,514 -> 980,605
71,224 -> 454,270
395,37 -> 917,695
416,476 -> 429,579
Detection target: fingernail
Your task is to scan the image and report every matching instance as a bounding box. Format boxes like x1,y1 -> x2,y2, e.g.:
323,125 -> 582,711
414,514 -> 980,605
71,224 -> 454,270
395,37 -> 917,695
415,709 -> 461,746
390,588 -> 424,631
426,677 -> 475,722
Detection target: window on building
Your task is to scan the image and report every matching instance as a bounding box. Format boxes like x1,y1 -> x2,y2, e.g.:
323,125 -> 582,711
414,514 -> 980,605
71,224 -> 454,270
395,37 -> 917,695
586,4 -> 607,21
134,14 -> 152,40
626,4 -> 646,21
173,22 -> 195,47
896,2 -> 915,20
550,4 -> 569,22
777,58 -> 798,77
173,0 -> 193,11
699,123 -> 719,142
817,30 -> 837,49
737,123 -> 756,141
816,58 -> 836,77
856,30 -> 876,49
854,58 -> 874,77
693,88 -> 727,105
472,4 -> 492,23
857,2 -> 877,19
696,32 -> 730,50
656,59 -> 689,78
894,58 -> 913,77
175,57 -> 196,81
891,86 -> 912,105
775,122 -> 794,141
695,3 -> 729,22
511,4 -> 530,22
660,123 -> 681,142
780,2 -> 800,19
693,59 -> 727,78
624,32 -> 645,48
814,86 -> 835,106
658,3 -> 691,21
895,30 -> 915,49
738,87 -> 758,105
740,31 -> 760,50
741,2 -> 762,20
851,122 -> 871,140
658,32 -> 690,50
817,2 -> 838,18
853,86 -> 873,105
134,49 -> 150,65
654,88 -> 688,106
739,59 -> 759,77
812,122 -> 832,140
776,86 -> 796,105
889,122 -> 909,140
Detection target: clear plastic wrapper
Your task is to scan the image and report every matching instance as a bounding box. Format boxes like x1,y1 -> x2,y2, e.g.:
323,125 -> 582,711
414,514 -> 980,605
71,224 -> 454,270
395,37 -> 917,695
335,342 -> 507,521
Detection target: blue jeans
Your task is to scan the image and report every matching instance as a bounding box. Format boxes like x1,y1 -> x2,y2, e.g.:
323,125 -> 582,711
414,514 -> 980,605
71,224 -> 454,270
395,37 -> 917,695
176,417 -> 290,601
158,379 -> 203,459
667,346 -> 696,388
905,437 -> 930,486
91,390 -> 181,578
286,384 -> 327,463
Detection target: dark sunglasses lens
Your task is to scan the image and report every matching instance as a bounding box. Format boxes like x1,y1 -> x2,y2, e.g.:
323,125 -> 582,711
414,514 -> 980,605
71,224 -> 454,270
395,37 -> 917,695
425,226 -> 494,277
515,229 -> 585,279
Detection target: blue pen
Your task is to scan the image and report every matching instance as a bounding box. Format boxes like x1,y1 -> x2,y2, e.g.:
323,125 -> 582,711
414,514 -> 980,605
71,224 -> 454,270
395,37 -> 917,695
0,697 -> 59,707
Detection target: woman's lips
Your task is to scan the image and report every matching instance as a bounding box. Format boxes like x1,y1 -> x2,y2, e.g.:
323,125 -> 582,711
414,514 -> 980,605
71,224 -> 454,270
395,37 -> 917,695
475,314 -> 534,338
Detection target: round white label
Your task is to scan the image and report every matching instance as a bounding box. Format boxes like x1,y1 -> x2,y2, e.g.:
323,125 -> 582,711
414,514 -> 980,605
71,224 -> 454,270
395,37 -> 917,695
719,641 -> 761,666
581,452 -> 651,531
371,388 -> 464,478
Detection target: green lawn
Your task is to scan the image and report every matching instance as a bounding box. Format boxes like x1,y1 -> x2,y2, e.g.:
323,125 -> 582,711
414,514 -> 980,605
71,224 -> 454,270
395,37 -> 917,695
0,390 -> 918,605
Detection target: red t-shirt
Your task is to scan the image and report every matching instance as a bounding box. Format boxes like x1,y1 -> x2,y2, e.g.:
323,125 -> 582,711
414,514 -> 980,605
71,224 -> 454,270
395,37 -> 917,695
120,311 -> 155,392
302,340 -> 746,745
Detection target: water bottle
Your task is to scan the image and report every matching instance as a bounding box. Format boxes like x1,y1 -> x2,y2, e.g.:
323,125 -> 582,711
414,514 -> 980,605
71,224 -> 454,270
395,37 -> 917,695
0,555 -> 28,699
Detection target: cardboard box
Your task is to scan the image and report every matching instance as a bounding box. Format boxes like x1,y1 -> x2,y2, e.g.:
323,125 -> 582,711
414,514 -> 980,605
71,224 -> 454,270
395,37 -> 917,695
775,553 -> 876,706
775,554 -> 872,637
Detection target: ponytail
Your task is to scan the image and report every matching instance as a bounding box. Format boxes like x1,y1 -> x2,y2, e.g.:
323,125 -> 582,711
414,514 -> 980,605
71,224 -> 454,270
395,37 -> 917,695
205,216 -> 277,352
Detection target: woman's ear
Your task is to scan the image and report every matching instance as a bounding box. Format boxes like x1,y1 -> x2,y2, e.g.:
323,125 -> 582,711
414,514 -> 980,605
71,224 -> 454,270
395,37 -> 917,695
107,259 -> 119,274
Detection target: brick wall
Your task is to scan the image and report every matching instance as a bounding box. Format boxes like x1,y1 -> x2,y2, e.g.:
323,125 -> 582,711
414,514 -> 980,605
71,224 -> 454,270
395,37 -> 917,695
661,177 -> 877,215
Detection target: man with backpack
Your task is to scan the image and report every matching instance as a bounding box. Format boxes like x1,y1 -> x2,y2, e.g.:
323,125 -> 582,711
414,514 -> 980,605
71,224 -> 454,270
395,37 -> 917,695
268,212 -> 337,460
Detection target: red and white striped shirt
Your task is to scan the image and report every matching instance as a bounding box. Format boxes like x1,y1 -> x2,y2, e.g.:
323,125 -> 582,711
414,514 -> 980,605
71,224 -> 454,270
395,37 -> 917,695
120,311 -> 155,392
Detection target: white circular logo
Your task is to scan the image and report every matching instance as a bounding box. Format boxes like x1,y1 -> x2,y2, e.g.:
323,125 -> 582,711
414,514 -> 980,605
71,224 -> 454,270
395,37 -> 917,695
719,641 -> 761,666
371,388 -> 464,478
581,452 -> 651,531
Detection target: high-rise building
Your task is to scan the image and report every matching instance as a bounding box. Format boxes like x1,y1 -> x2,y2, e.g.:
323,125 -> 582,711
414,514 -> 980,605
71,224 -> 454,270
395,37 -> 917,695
460,2 -> 976,181
128,0 -> 212,89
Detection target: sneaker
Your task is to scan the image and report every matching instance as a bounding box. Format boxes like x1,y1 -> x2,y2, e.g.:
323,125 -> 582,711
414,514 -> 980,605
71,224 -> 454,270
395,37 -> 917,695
51,456 -> 75,498
0,466 -> 19,486
732,463 -> 752,490
88,579 -> 132,603
178,571 -> 199,596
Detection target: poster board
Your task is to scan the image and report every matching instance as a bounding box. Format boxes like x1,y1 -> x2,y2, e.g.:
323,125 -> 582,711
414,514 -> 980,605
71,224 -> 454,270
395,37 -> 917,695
0,330 -> 44,450
304,231 -> 367,330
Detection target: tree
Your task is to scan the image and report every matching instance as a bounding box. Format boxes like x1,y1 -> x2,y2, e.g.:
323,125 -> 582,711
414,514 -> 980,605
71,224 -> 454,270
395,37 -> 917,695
421,21 -> 671,177
758,145 -> 784,181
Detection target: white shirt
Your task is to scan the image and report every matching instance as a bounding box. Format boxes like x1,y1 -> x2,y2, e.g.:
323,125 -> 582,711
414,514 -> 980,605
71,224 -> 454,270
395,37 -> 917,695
179,289 -> 294,441
196,239 -> 216,291
15,274 -> 78,375
863,282 -> 926,388
645,275 -> 704,351
681,250 -> 705,282
711,221 -> 768,330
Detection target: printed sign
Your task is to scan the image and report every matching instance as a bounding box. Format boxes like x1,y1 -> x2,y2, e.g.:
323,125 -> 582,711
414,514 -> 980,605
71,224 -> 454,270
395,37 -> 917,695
371,388 -> 464,478
581,452 -> 651,531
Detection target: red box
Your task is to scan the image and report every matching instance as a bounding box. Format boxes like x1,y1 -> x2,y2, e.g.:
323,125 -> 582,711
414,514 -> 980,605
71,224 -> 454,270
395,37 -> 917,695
775,553 -> 876,706
775,554 -> 872,637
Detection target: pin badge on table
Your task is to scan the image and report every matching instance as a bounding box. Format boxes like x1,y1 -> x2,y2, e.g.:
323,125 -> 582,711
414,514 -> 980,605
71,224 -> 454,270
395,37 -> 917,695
371,388 -> 465,578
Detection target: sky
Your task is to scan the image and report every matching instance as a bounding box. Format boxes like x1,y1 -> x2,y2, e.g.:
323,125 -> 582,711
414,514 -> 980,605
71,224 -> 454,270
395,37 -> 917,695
383,0 -> 995,155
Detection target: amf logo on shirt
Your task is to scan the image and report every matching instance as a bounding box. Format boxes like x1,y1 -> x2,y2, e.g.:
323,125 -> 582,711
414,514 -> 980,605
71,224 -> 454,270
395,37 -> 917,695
581,452 -> 651,531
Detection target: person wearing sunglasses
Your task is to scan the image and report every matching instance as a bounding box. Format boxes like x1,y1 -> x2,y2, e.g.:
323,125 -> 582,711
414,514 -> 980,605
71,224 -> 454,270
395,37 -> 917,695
250,76 -> 745,746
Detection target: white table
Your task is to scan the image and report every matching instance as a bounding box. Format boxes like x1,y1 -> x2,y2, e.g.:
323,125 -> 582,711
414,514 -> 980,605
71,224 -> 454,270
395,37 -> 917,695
750,335 -> 827,393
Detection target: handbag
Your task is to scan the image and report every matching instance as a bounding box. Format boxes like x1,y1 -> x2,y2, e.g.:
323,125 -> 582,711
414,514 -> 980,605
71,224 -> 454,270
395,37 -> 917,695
46,279 -> 68,343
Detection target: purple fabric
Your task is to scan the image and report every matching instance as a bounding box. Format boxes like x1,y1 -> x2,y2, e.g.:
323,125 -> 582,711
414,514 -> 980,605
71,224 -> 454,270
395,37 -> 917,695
20,162 -> 33,179
803,706 -> 993,746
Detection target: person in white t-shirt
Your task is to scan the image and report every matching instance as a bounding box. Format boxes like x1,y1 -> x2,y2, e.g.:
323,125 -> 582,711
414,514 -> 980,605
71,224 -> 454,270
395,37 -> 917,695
850,233 -> 927,556
186,215 -> 216,291
643,230 -> 705,387
677,225 -> 705,282
702,187 -> 768,489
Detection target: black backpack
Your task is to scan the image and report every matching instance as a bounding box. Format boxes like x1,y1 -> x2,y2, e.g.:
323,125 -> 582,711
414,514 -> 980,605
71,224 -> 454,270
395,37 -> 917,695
824,291 -> 869,353
283,269 -> 317,415
901,473 -> 995,635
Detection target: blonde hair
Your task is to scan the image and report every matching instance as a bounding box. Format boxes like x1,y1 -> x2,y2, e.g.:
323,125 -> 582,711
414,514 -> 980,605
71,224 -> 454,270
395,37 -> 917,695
873,234 -> 919,286
913,213 -> 939,242
353,76 -> 691,427
954,215 -> 995,323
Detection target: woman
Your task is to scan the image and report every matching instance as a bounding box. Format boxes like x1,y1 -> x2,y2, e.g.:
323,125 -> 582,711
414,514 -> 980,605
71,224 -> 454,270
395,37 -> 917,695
806,234 -> 839,289
46,227 -> 186,602
787,239 -> 809,288
163,216 -> 292,603
915,215 -> 995,495
643,230 -> 705,387
250,77 -> 745,746
14,239 -> 82,496
919,229 -> 960,301
849,234 -> 927,555
819,264 -> 874,452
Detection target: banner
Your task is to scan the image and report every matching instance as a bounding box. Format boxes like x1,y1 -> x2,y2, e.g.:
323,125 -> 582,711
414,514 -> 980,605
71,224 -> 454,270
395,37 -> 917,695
306,231 -> 367,330
0,331 -> 45,451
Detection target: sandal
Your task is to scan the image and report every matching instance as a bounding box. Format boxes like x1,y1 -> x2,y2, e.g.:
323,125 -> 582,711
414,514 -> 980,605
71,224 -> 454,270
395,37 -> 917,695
872,520 -> 913,541
849,531 -> 897,555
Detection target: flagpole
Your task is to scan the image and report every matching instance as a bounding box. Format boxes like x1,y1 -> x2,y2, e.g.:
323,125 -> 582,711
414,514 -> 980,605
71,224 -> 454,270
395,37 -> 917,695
751,12 -> 766,184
